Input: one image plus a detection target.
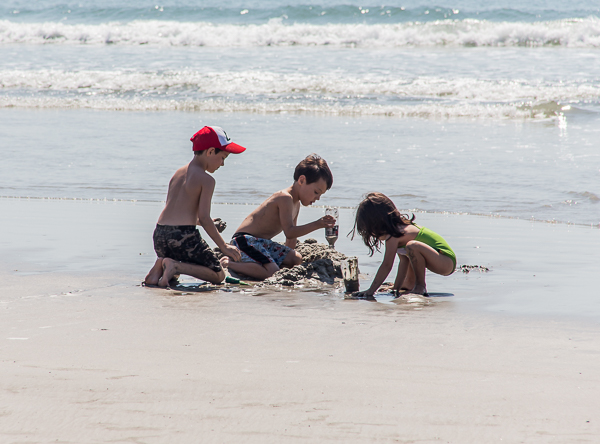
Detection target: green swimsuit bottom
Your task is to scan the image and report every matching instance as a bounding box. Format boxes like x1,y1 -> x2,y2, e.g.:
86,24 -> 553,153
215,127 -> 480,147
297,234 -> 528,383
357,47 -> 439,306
410,226 -> 456,272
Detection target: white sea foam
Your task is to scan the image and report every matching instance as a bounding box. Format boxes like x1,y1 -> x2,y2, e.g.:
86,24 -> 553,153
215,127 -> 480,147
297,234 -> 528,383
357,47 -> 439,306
0,95 -> 565,120
2,69 -> 598,103
1,17 -> 599,47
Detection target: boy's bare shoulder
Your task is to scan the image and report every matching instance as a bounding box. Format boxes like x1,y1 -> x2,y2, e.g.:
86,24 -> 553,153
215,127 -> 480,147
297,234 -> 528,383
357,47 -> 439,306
187,162 -> 215,187
263,189 -> 293,208
272,188 -> 293,200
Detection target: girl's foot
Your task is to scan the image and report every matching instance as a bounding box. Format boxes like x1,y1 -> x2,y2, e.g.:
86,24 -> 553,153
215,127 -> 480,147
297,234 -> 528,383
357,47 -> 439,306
144,258 -> 164,286
158,258 -> 179,288
220,256 -> 230,269
411,285 -> 428,296
392,288 -> 412,297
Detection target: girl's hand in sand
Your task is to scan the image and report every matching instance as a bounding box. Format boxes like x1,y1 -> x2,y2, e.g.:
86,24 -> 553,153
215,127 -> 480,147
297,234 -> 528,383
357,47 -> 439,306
317,215 -> 336,228
353,290 -> 375,299
221,244 -> 241,262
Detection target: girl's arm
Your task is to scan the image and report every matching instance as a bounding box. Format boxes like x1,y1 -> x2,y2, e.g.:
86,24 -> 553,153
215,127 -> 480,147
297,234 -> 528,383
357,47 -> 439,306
358,237 -> 398,297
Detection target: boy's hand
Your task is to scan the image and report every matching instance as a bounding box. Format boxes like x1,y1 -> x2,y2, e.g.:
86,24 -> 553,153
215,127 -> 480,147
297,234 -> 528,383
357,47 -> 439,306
317,215 -> 336,228
221,244 -> 241,262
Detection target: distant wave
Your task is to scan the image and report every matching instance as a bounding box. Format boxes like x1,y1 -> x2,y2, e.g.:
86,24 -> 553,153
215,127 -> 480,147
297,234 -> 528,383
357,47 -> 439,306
567,191 -> 600,203
2,69 -> 598,103
1,17 -> 599,47
0,95 -> 582,120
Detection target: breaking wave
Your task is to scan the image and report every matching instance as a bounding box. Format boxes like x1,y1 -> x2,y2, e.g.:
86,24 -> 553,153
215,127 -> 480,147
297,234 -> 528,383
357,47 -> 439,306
1,17 -> 600,47
1,69 -> 599,100
0,95 -> 581,120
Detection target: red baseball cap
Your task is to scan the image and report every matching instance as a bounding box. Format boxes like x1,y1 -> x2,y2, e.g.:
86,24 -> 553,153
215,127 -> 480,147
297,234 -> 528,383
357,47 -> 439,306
190,126 -> 246,154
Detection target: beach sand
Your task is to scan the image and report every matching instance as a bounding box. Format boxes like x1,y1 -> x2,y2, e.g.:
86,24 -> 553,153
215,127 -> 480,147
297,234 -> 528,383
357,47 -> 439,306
2,197 -> 600,443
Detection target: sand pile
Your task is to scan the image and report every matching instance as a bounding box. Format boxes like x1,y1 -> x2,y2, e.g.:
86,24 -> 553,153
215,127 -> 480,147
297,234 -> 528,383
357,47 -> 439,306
216,237 -> 350,288
261,239 -> 348,287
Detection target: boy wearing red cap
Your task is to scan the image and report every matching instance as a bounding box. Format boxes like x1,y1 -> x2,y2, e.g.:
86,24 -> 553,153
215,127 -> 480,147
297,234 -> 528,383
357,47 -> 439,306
221,154 -> 335,280
144,126 -> 245,287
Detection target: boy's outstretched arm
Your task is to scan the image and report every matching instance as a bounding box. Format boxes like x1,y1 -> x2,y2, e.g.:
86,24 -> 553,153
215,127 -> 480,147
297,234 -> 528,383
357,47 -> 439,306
197,176 -> 241,262
277,196 -> 335,240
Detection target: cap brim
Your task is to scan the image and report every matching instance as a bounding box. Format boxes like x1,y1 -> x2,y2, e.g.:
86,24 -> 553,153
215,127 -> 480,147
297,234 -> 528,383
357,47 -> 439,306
222,142 -> 246,154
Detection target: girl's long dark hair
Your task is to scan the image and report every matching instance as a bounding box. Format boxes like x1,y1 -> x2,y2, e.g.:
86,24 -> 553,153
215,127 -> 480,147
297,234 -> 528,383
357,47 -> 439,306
350,192 -> 415,256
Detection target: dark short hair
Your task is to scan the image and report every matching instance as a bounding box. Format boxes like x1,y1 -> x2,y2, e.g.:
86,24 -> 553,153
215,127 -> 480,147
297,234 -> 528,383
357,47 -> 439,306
293,154 -> 333,189
350,192 -> 415,256
194,147 -> 222,156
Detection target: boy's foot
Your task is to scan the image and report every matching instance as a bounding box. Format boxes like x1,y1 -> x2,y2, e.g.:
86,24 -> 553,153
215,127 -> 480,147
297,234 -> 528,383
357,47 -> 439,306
144,258 -> 164,286
219,256 -> 230,269
158,258 -> 179,288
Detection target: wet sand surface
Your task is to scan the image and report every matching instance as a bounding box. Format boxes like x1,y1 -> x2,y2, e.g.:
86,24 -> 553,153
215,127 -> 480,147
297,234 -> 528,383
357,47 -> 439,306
2,198 -> 600,443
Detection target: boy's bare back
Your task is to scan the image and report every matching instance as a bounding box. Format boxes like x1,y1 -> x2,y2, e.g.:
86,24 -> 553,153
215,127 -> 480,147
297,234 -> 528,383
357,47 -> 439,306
157,161 -> 214,227
236,188 -> 299,240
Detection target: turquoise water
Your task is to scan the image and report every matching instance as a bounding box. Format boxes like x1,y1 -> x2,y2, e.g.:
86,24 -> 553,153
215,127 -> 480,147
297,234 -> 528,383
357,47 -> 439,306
2,0 -> 599,24
1,0 -> 599,225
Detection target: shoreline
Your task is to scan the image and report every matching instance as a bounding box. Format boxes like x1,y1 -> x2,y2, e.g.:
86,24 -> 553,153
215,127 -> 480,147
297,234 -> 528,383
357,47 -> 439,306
2,196 -> 600,321
3,194 -> 599,229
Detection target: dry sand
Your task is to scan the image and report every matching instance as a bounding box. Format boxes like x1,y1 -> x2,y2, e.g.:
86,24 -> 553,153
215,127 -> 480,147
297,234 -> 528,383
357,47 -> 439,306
1,198 -> 600,443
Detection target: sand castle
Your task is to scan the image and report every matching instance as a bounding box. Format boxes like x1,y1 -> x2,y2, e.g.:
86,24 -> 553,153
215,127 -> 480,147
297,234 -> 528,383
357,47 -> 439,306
234,238 -> 351,288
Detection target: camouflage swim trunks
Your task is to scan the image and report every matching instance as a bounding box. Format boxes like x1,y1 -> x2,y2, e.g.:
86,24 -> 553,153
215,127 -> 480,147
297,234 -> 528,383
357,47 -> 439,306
231,232 -> 291,267
153,224 -> 222,272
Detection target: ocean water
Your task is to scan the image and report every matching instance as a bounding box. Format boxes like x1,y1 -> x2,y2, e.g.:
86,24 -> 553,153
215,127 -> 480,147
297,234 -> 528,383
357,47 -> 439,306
1,0 -> 599,225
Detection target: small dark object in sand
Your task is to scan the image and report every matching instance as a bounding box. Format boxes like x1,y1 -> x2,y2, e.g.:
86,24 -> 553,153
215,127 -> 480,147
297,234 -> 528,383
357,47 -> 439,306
341,257 -> 359,293
457,264 -> 490,274
213,218 -> 227,233
344,278 -> 359,293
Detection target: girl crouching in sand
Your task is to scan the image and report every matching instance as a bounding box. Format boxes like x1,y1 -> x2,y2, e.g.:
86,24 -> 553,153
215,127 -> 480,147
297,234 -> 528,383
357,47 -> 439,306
351,192 -> 456,298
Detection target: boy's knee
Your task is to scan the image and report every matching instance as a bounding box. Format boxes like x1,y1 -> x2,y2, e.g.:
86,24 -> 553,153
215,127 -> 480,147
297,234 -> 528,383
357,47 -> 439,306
213,269 -> 225,284
264,262 -> 280,278
290,251 -> 302,266
283,250 -> 302,267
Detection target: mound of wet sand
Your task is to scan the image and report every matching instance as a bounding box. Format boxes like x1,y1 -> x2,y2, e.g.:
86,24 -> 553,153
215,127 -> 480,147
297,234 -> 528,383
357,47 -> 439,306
261,239 -> 350,288
220,238 -> 349,288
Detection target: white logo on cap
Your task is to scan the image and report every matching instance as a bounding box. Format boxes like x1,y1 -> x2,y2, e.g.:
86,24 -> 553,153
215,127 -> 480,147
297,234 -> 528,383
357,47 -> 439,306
212,126 -> 231,147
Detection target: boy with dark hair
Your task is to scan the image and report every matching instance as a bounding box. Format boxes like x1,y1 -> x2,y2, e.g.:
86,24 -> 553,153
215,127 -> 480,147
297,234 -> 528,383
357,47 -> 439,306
221,154 -> 335,280
144,126 -> 245,287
